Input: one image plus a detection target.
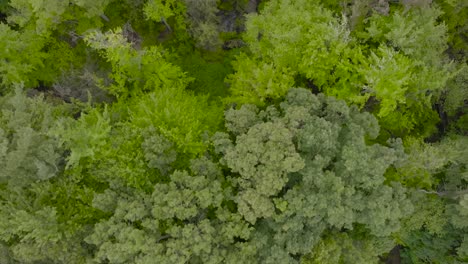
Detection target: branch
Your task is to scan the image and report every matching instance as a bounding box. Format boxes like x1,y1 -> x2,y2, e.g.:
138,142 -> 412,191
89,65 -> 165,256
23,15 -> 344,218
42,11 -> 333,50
161,18 -> 172,32
157,234 -> 171,243
418,189 -> 468,199
100,14 -> 110,22
418,189 -> 439,195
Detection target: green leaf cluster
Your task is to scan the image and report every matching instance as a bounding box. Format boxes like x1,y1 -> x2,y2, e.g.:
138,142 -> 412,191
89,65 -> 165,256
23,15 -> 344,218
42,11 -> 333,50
214,88 -> 412,262
228,0 -> 457,138
0,0 -> 466,263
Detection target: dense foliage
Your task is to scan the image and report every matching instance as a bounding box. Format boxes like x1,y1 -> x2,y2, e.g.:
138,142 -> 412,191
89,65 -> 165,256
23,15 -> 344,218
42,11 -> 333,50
0,0 -> 466,263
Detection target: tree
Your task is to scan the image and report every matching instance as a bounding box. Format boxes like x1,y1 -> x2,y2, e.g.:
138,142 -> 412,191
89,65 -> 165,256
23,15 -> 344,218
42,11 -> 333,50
213,88 -> 412,262
395,135 -> 468,263
0,24 -> 48,90
86,158 -> 253,263
229,0 -> 454,139
0,0 -> 465,262
84,28 -> 191,98
183,0 -> 222,50
0,86 -> 64,185
0,87 -> 100,263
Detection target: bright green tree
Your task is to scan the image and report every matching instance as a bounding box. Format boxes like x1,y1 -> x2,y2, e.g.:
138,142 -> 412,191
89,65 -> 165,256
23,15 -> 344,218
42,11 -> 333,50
229,0 -> 455,139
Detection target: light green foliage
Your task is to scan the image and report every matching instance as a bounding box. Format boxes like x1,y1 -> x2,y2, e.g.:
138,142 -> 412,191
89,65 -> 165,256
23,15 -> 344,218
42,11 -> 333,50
52,80 -> 222,190
216,88 -> 412,262
356,44 -> 444,137
231,0 -> 454,138
0,0 -> 113,92
357,5 -> 453,137
7,0 -> 110,33
4,5 -> 109,93
361,46 -> 413,118
85,28 -> 191,98
143,0 -> 190,45
362,6 -> 448,65
0,24 -> 47,89
85,124 -> 154,189
242,0 -> 341,69
54,106 -> 111,168
300,43 -> 369,107
144,0 -> 181,22
227,54 -> 295,105
128,87 -> 222,155
0,27 -> 91,95
237,0 -> 363,105
57,89 -> 222,189
0,87 -> 64,185
304,231 -> 394,264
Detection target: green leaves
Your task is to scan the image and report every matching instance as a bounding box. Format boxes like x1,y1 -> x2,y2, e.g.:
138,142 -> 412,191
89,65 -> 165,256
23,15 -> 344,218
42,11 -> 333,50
0,0 -> 465,263
362,46 -> 412,117
230,0 -> 455,139
54,106 -> 111,168
85,28 -> 191,98
227,55 -> 295,106
141,131 -> 177,174
87,157 -> 251,263
183,0 -> 222,50
304,231 -> 394,264
362,6 -> 448,66
144,0 -> 181,22
128,87 -> 222,155
151,170 -> 224,220
216,88 -> 412,262
222,121 -> 304,223
392,136 -> 467,188
8,0 -> 68,34
0,88 -> 64,185
0,24 -> 47,89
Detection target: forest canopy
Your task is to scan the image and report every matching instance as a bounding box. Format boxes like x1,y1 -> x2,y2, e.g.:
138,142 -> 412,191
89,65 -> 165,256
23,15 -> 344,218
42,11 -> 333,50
0,0 -> 467,263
